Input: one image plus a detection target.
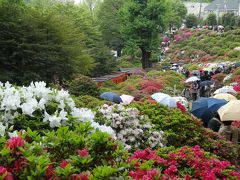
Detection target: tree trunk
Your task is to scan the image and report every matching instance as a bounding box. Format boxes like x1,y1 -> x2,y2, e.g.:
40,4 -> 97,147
117,48 -> 122,57
141,48 -> 151,69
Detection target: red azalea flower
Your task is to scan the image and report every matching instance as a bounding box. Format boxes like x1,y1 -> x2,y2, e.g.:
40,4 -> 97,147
0,166 -> 7,175
60,160 -> 70,169
5,136 -> 25,150
46,164 -> 55,179
12,158 -> 27,173
78,149 -> 89,157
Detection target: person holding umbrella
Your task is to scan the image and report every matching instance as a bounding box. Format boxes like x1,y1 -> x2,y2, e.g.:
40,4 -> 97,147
217,100 -> 240,144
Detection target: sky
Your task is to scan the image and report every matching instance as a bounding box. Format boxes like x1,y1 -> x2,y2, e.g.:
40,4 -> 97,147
74,0 -> 81,3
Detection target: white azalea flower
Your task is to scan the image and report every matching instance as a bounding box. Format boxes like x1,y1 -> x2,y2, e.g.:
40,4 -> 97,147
43,111 -> 50,122
55,89 -> 70,102
0,122 -> 6,136
38,98 -> 47,110
59,110 -> 68,121
8,130 -> 18,138
48,115 -> 61,128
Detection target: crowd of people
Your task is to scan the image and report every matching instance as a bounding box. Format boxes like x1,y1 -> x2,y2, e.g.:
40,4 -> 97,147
181,65 -> 233,101
172,63 -> 240,144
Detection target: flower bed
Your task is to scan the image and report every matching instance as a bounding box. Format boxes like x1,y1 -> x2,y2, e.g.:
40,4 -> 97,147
128,146 -> 240,179
96,104 -> 165,150
0,82 -> 114,136
0,125 -> 128,179
133,102 -> 240,166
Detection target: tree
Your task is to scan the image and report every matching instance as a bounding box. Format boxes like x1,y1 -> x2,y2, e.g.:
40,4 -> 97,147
121,0 -> 168,69
166,0 -> 187,29
97,0 -> 124,57
185,14 -> 198,28
0,0 -> 94,84
206,13 -> 217,26
221,13 -> 237,28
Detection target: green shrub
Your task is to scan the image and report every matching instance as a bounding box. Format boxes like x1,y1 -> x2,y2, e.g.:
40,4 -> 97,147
73,95 -> 106,109
66,75 -> 100,97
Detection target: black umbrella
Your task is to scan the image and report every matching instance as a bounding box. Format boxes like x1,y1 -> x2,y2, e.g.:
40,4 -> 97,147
200,80 -> 214,87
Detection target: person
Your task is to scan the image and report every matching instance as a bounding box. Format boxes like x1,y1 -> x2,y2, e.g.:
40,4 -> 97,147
182,85 -> 191,101
218,121 -> 240,144
191,82 -> 199,101
185,69 -> 190,78
208,113 -> 222,132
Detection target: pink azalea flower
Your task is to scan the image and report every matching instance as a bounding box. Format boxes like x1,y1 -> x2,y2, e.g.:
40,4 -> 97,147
78,149 -> 89,157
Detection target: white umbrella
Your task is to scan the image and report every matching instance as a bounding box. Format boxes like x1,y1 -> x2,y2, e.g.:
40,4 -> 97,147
151,93 -> 177,108
120,94 -> 134,105
234,47 -> 240,51
185,76 -> 200,83
214,86 -> 237,95
218,100 -> 240,121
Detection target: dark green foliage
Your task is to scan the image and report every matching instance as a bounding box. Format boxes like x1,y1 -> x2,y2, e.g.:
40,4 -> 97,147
185,14 -> 198,28
66,75 -> 100,97
221,12 -> 238,29
73,95 -> 106,109
97,0 -> 124,56
206,13 -> 217,26
0,0 -> 94,85
121,0 -> 169,69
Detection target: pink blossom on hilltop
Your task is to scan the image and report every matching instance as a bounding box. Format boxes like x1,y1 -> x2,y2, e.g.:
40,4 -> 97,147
78,149 -> 89,157
5,136 -> 25,150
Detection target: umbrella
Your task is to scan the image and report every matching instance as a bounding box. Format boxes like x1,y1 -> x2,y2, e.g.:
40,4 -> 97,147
151,93 -> 177,108
213,93 -> 237,101
218,100 -> 240,121
214,86 -> 237,95
207,98 -> 227,112
191,98 -> 214,127
200,80 -> 214,87
203,68 -> 212,72
185,76 -> 200,83
100,92 -> 122,103
173,97 -> 188,108
120,94 -> 134,105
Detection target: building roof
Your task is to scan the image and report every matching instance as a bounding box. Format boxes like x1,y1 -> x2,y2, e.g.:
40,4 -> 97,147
204,0 -> 239,11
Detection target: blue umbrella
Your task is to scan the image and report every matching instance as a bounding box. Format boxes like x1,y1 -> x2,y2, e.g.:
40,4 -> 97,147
191,98 -> 214,127
207,98 -> 227,112
100,92 -> 122,103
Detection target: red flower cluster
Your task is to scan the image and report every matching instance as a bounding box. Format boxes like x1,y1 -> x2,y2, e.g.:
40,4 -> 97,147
233,84 -> 240,92
128,146 -> 240,179
71,172 -> 89,180
140,80 -> 163,94
60,160 -> 70,169
0,166 -> 13,180
78,149 -> 89,157
5,136 -> 25,150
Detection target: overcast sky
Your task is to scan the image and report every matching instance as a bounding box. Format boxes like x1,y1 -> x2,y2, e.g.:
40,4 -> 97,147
74,0 -> 81,3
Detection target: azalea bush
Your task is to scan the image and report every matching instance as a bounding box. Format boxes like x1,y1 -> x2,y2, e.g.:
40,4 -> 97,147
102,70 -> 184,100
128,146 -> 240,179
65,75 -> 100,98
96,104 -> 165,151
133,102 -> 240,165
0,82 -> 114,136
0,125 -> 129,179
